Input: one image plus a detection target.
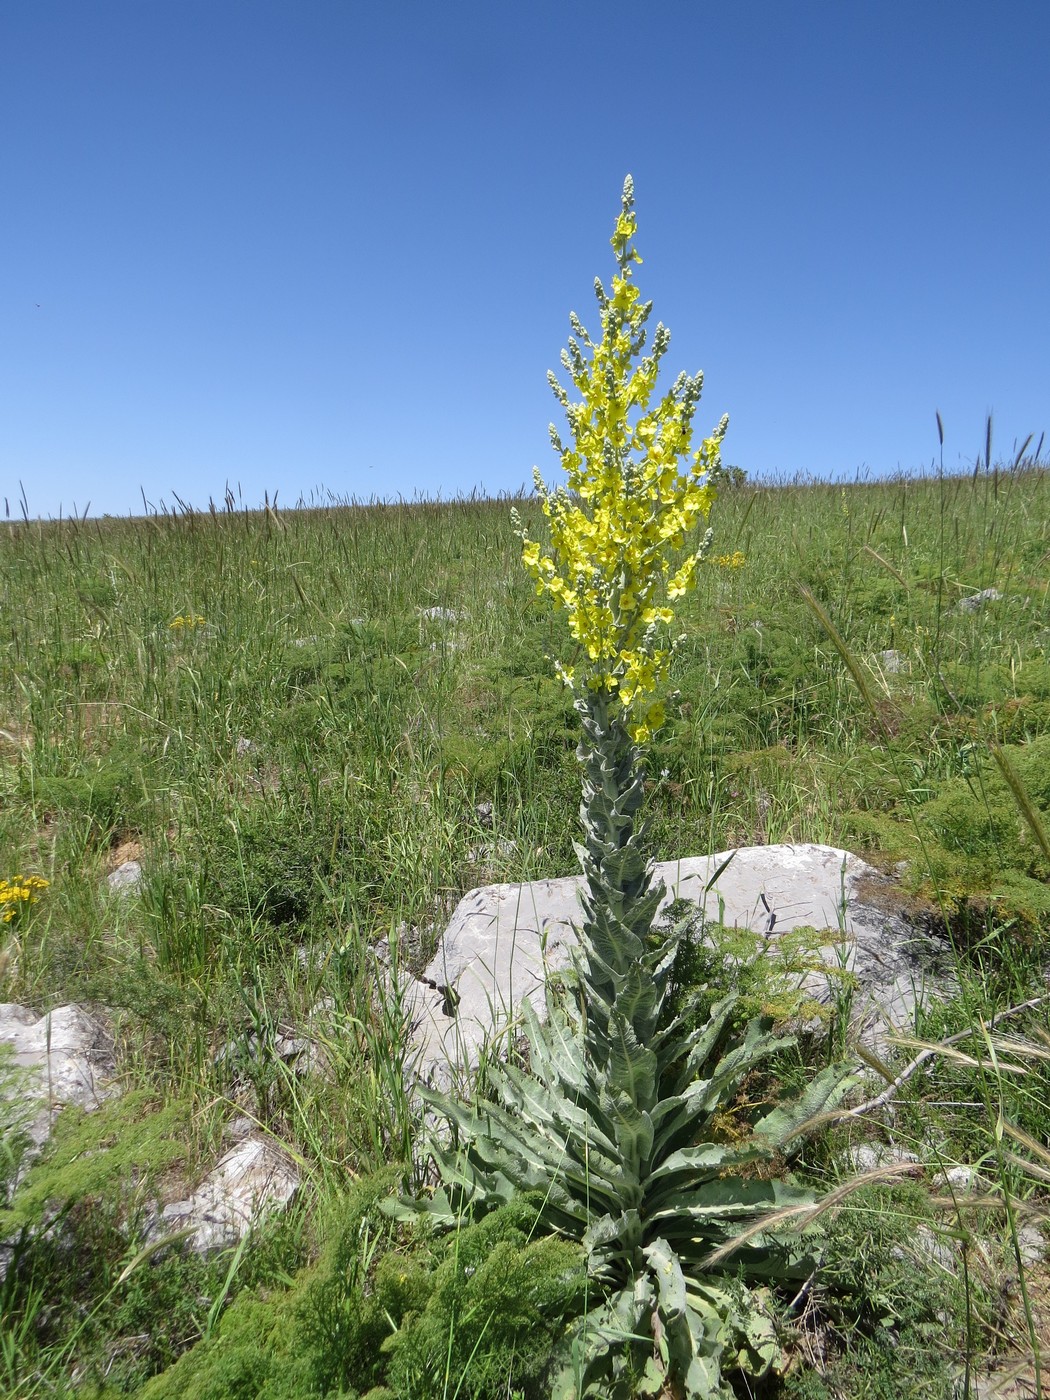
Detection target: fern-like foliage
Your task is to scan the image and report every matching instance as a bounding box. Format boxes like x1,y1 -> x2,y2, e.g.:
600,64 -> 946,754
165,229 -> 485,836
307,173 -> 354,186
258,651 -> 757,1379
394,690 -> 854,1398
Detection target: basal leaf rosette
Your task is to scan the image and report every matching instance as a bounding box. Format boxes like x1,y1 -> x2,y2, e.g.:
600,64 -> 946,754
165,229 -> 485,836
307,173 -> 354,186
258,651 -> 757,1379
517,175 -> 727,742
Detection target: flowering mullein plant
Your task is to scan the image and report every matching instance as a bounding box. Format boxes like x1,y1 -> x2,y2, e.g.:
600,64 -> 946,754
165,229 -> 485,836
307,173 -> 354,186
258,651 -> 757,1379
402,180 -> 853,1400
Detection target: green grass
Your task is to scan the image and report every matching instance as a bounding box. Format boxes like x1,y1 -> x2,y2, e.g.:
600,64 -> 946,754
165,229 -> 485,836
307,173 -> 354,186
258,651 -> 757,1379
0,461 -> 1048,1396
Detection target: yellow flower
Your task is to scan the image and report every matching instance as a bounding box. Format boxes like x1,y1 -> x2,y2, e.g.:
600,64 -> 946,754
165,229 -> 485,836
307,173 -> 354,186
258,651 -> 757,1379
517,178 -> 725,735
0,874 -> 48,922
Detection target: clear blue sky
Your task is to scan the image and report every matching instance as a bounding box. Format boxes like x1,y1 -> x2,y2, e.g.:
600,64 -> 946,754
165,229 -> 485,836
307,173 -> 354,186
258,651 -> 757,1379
3,1 -> 1048,519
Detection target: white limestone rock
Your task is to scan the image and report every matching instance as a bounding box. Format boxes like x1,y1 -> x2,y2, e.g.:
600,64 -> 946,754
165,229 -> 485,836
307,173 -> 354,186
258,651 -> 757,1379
0,1003 -> 115,1160
417,606 -> 461,623
402,844 -> 950,1086
956,588 -> 1002,613
106,860 -> 143,893
151,1135 -> 299,1253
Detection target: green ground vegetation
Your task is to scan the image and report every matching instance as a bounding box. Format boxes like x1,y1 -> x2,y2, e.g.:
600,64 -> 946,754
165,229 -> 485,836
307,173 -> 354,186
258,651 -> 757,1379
0,459 -> 1048,1396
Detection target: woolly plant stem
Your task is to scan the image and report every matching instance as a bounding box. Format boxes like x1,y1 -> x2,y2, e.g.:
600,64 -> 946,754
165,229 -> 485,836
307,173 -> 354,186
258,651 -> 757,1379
571,686 -> 673,1267
575,687 -> 666,991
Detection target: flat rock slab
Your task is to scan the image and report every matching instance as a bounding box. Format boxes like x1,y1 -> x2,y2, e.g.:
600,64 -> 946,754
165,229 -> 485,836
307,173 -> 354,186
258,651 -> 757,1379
0,1003 -> 115,1158
401,845 -> 948,1086
151,1135 -> 299,1253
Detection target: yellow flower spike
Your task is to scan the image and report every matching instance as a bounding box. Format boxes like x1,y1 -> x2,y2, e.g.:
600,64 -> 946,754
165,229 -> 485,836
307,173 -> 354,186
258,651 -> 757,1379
518,177 -> 725,735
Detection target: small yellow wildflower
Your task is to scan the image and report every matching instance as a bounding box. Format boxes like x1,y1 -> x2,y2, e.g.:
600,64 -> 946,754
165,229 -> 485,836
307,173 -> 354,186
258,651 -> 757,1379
0,875 -> 49,923
715,551 -> 746,569
168,614 -> 207,630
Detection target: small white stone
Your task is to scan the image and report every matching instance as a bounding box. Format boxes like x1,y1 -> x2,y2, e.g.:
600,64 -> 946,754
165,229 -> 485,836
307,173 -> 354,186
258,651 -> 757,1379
1016,1223 -> 1047,1266
418,606 -> 461,622
956,588 -> 1002,613
107,860 -> 142,893
467,837 -> 518,865
912,1225 -> 958,1271
152,1136 -> 299,1253
851,1142 -> 920,1173
938,1165 -> 979,1193
222,1115 -> 255,1144
851,1144 -> 883,1173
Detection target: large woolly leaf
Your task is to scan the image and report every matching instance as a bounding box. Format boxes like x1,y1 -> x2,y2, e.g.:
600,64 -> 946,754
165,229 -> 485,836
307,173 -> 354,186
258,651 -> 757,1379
606,960 -> 663,1044
521,997 -> 598,1103
660,994 -> 740,1098
602,1101 -> 653,1185
486,1061 -> 620,1158
462,1121 -> 623,1212
583,1207 -> 644,1278
645,1237 -> 733,1399
650,1176 -> 783,1227
577,901 -> 643,980
552,1274 -> 654,1400
604,1009 -> 656,1098
751,1061 -> 858,1151
645,1142 -> 765,1194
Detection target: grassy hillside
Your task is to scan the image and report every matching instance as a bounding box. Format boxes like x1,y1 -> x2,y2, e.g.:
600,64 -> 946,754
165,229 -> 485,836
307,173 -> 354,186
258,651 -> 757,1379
1,463 -> 1048,1397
